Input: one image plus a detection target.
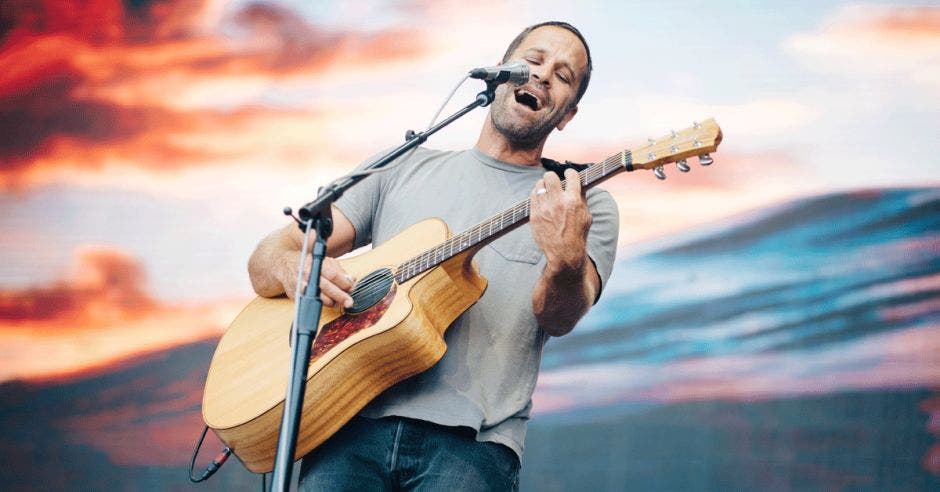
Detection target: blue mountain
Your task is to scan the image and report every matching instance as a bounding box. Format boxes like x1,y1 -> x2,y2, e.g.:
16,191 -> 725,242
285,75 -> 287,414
544,187 -> 940,369
1,187 -> 937,491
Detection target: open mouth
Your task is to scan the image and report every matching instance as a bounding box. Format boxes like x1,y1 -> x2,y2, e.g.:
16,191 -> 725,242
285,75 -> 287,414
514,89 -> 542,111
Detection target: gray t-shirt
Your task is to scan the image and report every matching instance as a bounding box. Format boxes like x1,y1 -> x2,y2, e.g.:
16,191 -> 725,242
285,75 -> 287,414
335,147 -> 619,460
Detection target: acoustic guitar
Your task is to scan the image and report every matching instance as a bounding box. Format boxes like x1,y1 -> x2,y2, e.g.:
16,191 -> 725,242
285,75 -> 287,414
202,119 -> 723,473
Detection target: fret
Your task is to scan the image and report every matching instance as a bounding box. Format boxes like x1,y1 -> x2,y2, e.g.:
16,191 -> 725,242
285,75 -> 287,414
394,148 -> 631,283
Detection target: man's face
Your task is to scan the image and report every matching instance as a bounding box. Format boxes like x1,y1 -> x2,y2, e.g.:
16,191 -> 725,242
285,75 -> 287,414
489,26 -> 588,149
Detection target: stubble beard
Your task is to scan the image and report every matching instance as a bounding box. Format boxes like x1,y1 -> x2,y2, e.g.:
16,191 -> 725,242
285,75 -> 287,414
489,88 -> 570,151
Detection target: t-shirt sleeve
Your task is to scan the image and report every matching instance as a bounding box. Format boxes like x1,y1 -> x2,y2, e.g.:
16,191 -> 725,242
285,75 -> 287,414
333,151 -> 394,249
584,188 -> 620,303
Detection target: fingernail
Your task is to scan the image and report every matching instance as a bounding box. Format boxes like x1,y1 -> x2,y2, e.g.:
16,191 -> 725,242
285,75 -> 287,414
344,298 -> 353,308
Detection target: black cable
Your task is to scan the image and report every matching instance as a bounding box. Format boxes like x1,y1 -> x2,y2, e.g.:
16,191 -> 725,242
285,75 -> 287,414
189,425 -> 233,483
261,472 -> 267,492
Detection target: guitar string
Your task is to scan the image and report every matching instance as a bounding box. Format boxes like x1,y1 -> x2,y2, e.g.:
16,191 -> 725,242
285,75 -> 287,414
455,132 -> 710,241
401,158 -> 603,277
391,155 -> 616,284
374,133 -> 710,286
341,133 -> 713,305
347,271 -> 394,297
394,145 -> 638,278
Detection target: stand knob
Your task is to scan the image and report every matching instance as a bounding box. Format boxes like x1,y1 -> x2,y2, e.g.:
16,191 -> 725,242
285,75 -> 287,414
283,207 -> 303,226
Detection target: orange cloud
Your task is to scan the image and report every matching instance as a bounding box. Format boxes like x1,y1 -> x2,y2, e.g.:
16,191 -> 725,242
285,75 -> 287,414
0,245 -> 247,382
0,0 -> 428,189
862,6 -> 940,39
594,150 -> 809,245
0,246 -> 155,323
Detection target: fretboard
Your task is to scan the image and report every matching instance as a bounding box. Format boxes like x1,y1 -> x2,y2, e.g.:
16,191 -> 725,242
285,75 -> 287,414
393,150 -> 632,284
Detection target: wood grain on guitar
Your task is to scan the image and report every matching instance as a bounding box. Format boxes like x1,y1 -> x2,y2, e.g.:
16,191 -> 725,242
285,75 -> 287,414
201,119 -> 723,472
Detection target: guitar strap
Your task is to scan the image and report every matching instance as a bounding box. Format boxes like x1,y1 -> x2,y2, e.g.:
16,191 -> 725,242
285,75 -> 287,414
540,157 -> 591,180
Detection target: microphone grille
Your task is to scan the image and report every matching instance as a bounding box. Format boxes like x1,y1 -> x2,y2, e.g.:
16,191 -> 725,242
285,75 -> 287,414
505,60 -> 530,86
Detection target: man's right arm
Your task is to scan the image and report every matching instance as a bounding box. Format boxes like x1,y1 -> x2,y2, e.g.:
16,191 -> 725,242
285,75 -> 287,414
248,205 -> 359,307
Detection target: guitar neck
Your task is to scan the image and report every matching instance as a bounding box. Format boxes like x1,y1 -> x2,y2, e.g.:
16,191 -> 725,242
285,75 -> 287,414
393,150 -> 632,284
392,117 -> 723,284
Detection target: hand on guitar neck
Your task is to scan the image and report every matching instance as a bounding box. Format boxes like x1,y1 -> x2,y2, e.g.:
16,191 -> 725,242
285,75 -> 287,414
529,168 -> 600,337
248,205 -> 358,308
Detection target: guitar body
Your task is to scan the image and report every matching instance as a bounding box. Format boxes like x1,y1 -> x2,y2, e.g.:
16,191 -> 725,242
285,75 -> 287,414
202,218 -> 487,473
200,118 -> 723,475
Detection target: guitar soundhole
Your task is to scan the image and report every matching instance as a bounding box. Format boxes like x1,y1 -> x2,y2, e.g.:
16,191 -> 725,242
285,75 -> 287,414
347,268 -> 394,314
308,269 -> 397,363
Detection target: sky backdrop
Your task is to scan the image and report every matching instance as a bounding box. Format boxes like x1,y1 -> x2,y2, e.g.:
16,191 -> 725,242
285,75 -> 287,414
1,0 -> 938,383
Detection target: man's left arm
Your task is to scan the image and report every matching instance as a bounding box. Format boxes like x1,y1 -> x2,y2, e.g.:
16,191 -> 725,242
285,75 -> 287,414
530,168 -> 618,337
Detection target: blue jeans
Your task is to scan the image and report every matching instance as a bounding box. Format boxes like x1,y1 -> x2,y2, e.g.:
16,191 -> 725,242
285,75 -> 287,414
299,416 -> 520,491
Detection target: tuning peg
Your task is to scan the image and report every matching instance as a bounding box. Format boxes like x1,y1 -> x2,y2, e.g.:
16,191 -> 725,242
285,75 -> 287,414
698,153 -> 713,166
647,137 -> 655,145
693,121 -> 701,129
676,159 -> 690,172
653,166 -> 666,180
670,129 -> 678,139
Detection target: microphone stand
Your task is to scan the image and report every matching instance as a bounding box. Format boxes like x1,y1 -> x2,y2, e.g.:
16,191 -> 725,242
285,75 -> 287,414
268,81 -> 500,492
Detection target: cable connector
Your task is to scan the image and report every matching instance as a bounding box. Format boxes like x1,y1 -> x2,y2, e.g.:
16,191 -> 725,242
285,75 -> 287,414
196,447 -> 232,481
189,426 -> 233,483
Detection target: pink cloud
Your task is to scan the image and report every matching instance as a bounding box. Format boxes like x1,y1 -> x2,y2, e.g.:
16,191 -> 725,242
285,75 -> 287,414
0,0 -> 429,189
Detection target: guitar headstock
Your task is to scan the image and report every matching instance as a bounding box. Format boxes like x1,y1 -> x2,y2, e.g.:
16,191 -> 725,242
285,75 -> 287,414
626,118 -> 723,179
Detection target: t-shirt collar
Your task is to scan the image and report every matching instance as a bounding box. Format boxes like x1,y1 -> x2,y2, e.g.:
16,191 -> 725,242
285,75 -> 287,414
469,147 -> 545,174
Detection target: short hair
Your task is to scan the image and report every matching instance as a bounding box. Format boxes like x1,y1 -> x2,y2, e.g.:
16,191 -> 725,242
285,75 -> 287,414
501,21 -> 593,106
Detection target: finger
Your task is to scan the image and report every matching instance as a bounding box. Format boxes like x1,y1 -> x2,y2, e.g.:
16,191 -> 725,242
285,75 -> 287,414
543,171 -> 563,195
285,273 -> 308,300
563,168 -> 582,196
531,178 -> 547,197
323,259 -> 355,292
319,277 -> 354,308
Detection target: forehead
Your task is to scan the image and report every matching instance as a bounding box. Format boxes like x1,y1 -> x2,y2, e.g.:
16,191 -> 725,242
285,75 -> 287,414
511,26 -> 588,73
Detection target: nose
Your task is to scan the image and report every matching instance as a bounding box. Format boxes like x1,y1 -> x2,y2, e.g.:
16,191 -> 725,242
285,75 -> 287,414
528,64 -> 550,88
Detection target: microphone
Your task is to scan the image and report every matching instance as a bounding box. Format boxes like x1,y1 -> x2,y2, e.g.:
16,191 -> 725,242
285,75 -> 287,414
468,60 -> 530,86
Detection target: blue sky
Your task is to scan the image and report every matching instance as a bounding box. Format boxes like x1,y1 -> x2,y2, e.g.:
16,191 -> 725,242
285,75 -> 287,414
0,0 -> 937,378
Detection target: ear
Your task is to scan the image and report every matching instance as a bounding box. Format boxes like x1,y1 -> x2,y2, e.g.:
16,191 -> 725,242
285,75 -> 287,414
555,104 -> 578,131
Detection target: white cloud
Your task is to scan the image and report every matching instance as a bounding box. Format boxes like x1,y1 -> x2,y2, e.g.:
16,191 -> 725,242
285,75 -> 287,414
570,95 -> 818,154
784,4 -> 940,100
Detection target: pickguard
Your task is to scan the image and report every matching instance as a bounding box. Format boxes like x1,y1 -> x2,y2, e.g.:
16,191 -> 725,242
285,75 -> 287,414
309,283 -> 397,363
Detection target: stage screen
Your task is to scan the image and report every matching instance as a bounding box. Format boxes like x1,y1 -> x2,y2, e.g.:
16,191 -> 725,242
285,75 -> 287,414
1,1 -> 937,490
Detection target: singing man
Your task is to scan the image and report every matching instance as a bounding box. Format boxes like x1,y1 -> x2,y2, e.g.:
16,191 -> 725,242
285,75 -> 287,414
248,21 -> 619,490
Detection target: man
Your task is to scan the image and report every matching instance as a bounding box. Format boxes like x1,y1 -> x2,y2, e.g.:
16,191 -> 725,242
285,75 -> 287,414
248,21 -> 619,490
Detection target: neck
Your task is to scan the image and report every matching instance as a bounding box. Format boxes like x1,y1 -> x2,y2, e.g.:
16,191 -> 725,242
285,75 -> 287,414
475,115 -> 547,166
